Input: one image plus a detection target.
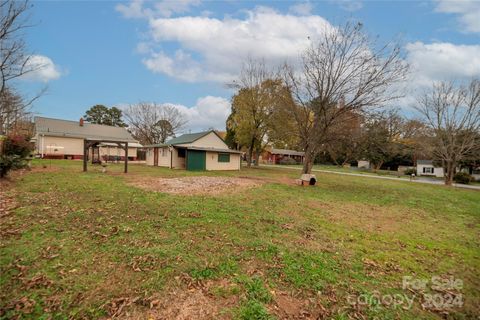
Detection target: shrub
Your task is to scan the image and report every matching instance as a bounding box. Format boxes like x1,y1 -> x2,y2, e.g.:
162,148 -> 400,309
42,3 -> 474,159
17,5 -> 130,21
453,172 -> 474,184
0,135 -> 33,178
278,157 -> 297,165
404,168 -> 417,176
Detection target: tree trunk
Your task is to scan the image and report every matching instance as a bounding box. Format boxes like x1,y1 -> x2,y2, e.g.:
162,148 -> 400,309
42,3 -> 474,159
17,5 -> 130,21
302,150 -> 314,174
247,141 -> 255,167
444,161 -> 455,186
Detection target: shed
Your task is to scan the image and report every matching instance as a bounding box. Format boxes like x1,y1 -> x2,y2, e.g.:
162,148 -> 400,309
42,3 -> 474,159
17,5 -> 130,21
145,130 -> 241,171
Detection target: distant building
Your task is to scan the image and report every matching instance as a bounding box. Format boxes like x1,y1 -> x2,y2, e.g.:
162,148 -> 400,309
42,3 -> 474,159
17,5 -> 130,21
416,160 -> 444,178
33,116 -> 141,160
262,148 -> 305,164
145,130 -> 241,171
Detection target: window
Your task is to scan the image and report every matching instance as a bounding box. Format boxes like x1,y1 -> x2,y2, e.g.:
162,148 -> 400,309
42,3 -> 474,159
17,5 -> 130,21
423,167 -> 434,174
218,153 -> 230,163
177,148 -> 186,158
162,148 -> 166,157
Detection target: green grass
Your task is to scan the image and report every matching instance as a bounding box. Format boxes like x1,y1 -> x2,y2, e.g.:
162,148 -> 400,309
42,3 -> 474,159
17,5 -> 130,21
0,159 -> 479,319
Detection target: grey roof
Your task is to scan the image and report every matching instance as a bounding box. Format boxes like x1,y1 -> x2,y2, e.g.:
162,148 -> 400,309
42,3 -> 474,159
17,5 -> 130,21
417,160 -> 434,165
270,148 -> 305,156
35,116 -> 137,142
145,130 -> 224,147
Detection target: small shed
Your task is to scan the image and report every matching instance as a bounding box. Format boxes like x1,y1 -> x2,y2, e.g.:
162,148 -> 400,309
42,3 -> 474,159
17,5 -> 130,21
145,130 -> 241,171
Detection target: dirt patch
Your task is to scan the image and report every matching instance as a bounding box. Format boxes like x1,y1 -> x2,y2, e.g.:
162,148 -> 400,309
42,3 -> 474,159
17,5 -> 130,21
112,277 -> 238,319
270,292 -> 327,319
127,176 -> 263,195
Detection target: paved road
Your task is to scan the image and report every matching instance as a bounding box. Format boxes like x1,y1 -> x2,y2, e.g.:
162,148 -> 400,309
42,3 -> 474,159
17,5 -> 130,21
260,164 -> 480,191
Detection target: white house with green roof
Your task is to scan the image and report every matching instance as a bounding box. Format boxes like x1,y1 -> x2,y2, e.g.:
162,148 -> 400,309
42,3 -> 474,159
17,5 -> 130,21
145,130 -> 242,171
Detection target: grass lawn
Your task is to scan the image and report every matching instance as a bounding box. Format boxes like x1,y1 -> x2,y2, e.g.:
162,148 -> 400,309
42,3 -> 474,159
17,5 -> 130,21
275,164 -> 414,179
1,160 -> 479,319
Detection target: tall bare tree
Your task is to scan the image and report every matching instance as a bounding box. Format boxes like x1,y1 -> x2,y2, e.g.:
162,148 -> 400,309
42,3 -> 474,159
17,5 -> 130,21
123,102 -> 187,145
282,22 -> 408,174
0,0 -> 44,135
1,0 -> 36,95
415,79 -> 480,185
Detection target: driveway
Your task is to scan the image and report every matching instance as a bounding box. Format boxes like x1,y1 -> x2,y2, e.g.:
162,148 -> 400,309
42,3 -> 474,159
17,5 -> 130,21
260,164 -> 480,191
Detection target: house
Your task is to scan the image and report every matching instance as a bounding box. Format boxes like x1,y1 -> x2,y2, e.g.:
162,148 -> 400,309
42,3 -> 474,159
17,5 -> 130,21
261,148 -> 305,164
416,160 -> 444,178
33,116 -> 141,160
145,130 -> 241,171
416,160 -> 480,181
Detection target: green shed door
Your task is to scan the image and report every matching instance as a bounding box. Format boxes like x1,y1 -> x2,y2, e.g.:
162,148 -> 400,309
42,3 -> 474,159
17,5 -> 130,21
186,150 -> 206,171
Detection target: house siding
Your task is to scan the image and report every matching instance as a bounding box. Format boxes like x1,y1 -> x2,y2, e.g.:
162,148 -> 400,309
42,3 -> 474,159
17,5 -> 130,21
37,135 -> 139,159
99,146 -> 137,158
37,136 -> 84,156
146,148 -> 154,166
177,132 -> 228,149
417,164 -> 444,178
205,152 -> 241,171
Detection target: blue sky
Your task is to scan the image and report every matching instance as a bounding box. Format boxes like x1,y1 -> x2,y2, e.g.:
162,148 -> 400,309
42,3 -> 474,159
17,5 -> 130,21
20,0 -> 480,131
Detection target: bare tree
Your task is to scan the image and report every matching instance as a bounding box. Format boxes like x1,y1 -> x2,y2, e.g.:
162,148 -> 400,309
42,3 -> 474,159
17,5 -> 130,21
415,79 -> 480,185
282,22 -> 408,174
1,0 -> 37,95
0,0 -> 45,135
0,85 -> 43,135
123,102 -> 187,145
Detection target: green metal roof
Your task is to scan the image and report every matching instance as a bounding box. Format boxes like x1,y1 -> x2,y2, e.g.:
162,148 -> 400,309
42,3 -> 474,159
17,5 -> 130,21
143,131 -> 215,148
166,131 -> 212,145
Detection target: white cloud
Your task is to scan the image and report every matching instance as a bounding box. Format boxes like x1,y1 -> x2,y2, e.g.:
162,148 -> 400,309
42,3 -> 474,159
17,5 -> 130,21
406,41 -> 480,87
172,96 -> 230,131
22,55 -> 62,82
289,2 -> 313,16
115,0 -> 201,19
118,96 -> 230,132
142,7 -> 333,82
115,0 -> 147,19
435,0 -> 480,33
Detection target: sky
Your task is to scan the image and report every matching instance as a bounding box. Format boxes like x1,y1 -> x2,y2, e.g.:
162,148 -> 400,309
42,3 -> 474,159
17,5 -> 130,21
19,0 -> 480,132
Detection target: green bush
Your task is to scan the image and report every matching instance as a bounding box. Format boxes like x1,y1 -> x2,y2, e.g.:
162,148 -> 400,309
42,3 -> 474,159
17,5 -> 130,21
453,172 -> 474,184
0,135 -> 33,178
404,168 -> 417,176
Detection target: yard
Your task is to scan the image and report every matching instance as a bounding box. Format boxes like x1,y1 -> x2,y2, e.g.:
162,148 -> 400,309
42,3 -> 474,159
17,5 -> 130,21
1,160 -> 479,319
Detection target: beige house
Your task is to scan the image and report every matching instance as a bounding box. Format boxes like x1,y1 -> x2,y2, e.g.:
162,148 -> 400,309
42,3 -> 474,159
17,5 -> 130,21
416,160 -> 444,178
145,131 -> 241,171
34,116 -> 141,160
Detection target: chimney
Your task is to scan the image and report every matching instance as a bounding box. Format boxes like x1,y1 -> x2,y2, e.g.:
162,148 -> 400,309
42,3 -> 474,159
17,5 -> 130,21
79,118 -> 84,126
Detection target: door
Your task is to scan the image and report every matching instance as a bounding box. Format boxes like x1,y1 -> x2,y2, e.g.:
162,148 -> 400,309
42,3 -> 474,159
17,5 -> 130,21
186,150 -> 206,171
154,147 -> 158,166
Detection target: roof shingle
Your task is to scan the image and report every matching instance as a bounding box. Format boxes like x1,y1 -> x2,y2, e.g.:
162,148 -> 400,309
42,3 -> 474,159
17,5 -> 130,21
35,116 -> 138,142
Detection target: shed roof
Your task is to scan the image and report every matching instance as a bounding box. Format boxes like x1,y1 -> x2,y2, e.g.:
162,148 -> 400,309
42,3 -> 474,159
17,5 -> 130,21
270,148 -> 305,156
145,130 -> 224,147
35,116 -> 138,142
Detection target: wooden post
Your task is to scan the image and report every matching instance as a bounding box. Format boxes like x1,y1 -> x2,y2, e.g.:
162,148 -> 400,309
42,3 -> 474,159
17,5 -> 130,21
83,139 -> 87,172
124,142 -> 128,173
